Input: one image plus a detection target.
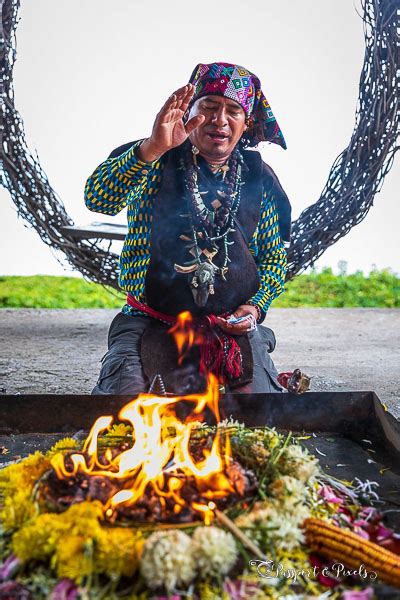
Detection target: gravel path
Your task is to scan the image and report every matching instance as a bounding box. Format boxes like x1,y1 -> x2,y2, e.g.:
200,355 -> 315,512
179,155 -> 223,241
0,308 -> 398,419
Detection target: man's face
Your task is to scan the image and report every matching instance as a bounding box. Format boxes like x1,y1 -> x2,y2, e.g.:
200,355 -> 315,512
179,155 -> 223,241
187,95 -> 247,161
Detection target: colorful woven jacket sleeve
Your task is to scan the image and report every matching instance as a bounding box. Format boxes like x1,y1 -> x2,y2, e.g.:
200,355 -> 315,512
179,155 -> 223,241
247,190 -> 288,318
84,142 -> 159,215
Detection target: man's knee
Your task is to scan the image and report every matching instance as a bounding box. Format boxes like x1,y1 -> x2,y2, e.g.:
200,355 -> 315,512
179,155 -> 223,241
92,314 -> 150,395
92,350 -> 148,395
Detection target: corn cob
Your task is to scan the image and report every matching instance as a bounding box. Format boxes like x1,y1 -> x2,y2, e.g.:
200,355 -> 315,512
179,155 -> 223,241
303,517 -> 400,588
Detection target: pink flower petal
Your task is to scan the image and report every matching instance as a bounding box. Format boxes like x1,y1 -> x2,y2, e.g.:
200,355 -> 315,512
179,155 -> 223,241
353,526 -> 370,540
0,555 -> 20,582
224,579 -> 259,599
50,579 -> 79,600
319,485 -> 344,505
341,588 -> 374,600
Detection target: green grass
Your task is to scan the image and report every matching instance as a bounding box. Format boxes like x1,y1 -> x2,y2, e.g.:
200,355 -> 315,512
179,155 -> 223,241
0,276 -> 124,309
274,268 -> 399,308
0,270 -> 398,309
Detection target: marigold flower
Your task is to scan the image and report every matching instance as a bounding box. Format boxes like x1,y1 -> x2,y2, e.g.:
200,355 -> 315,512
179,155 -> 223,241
46,438 -> 80,459
95,527 -> 143,578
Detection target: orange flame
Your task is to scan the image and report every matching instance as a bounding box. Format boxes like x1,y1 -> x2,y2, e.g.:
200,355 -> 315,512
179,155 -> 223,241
51,374 -> 232,521
168,311 -> 203,365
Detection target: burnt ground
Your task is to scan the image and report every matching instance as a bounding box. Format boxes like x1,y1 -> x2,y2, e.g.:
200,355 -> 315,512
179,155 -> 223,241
0,308 -> 399,420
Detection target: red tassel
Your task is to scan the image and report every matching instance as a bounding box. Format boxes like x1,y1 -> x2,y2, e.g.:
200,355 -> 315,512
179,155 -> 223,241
199,324 -> 243,383
127,295 -> 243,382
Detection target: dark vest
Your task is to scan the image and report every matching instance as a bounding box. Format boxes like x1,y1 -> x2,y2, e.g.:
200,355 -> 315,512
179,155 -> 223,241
144,144 -> 264,317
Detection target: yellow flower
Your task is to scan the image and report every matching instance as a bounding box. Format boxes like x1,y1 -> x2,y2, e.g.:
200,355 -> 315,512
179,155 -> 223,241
198,582 -> 230,599
62,500 -> 104,536
46,438 -> 80,459
0,452 -> 50,490
259,428 -> 281,450
1,490 -> 36,532
95,527 -> 144,578
0,452 -> 50,531
12,502 -> 103,565
105,423 -> 133,438
11,500 -> 144,584
12,512 -> 68,562
54,535 -> 94,582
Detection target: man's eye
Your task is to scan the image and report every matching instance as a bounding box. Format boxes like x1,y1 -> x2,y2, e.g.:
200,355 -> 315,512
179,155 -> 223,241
201,104 -> 241,116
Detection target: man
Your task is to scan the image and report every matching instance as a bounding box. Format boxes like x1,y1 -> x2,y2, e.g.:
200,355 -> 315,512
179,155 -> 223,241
85,62 -> 291,395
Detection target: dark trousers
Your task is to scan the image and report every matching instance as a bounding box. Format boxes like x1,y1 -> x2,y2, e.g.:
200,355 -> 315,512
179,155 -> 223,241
92,312 -> 283,395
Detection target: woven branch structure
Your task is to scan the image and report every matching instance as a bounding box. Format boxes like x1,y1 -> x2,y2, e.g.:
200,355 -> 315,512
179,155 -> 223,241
1,0 -> 398,288
285,0 -> 398,278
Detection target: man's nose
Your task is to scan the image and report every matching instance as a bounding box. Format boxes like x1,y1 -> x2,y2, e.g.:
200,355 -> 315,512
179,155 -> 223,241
211,106 -> 228,127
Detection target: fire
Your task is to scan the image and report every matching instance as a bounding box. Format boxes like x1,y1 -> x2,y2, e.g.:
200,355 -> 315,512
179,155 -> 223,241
168,310 -> 203,365
51,374 -> 233,522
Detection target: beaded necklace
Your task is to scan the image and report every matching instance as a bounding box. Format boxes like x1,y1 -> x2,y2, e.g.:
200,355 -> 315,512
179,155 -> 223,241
173,145 -> 244,306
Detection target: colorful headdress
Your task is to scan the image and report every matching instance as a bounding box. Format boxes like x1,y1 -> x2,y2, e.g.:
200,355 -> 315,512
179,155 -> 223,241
189,62 -> 286,149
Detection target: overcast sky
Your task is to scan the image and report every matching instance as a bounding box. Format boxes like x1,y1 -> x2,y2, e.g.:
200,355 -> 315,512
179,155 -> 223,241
1,0 -> 398,276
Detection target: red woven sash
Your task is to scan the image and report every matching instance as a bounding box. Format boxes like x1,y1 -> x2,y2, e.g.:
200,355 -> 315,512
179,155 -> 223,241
126,295 -> 243,382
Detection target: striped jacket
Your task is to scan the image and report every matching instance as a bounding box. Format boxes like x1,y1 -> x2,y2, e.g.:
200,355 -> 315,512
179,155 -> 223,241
84,142 -> 289,318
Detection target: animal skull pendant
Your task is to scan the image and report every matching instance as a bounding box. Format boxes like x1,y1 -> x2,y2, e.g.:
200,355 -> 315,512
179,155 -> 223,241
190,262 -> 219,307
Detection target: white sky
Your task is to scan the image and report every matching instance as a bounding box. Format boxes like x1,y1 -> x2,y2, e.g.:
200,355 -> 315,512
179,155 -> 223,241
1,0 -> 398,276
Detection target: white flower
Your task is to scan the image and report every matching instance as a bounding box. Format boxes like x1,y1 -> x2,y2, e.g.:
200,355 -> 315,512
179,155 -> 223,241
284,444 -> 321,483
286,444 -> 310,461
192,526 -> 238,578
270,476 -> 306,501
234,502 -> 281,528
283,503 -> 311,525
234,500 -> 307,552
190,420 -> 208,430
273,516 -> 304,551
217,418 -> 244,429
140,530 -> 195,593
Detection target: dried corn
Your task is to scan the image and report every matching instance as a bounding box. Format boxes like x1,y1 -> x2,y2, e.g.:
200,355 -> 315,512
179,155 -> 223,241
303,517 -> 400,588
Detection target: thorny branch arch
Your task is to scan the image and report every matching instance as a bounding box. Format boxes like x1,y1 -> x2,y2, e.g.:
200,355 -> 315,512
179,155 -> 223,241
0,0 -> 398,287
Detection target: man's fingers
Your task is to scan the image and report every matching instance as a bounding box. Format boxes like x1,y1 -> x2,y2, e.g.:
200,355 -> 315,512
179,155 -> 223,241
215,317 -> 248,335
179,85 -> 196,112
158,84 -> 194,118
185,114 -> 205,135
168,84 -> 194,106
174,83 -> 193,97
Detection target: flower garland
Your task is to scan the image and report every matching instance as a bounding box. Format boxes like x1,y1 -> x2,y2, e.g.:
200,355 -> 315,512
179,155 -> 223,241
0,423 -> 396,599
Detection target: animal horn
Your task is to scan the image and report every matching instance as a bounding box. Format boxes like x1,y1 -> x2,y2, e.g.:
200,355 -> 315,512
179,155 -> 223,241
174,263 -> 198,274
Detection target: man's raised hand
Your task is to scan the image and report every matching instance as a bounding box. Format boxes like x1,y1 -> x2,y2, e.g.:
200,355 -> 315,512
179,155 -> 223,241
138,84 -> 205,163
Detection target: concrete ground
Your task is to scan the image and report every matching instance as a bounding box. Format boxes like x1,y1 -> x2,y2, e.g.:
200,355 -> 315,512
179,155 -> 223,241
0,308 -> 399,420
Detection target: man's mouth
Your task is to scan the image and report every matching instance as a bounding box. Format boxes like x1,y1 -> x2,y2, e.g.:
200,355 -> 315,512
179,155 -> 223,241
206,132 -> 229,143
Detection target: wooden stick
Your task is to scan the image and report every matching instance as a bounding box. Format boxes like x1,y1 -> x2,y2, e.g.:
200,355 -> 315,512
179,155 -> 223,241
210,504 -> 266,561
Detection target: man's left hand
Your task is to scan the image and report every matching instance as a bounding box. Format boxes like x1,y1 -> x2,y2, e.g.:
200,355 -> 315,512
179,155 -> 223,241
215,304 -> 258,335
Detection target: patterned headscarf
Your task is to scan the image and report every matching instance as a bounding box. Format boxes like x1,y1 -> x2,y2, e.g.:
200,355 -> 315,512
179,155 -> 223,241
189,62 -> 286,149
